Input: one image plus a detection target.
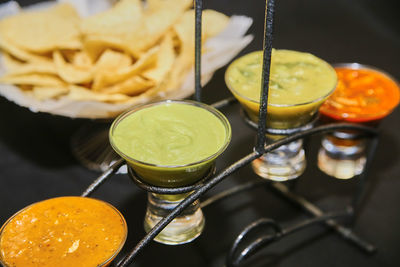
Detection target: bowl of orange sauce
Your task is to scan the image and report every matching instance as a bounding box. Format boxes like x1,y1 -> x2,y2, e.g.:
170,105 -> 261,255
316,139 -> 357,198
0,197 -> 127,267
320,63 -> 400,123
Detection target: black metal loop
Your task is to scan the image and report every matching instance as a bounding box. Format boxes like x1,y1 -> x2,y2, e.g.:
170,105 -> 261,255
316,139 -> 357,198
227,211 -> 351,267
241,108 -> 320,136
227,218 -> 283,267
127,165 -> 216,194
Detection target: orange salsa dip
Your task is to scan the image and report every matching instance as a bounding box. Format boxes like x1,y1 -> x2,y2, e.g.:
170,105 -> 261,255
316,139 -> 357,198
0,197 -> 127,267
320,67 -> 400,122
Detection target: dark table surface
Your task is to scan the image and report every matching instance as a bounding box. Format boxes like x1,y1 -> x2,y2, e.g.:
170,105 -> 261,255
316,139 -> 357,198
0,0 -> 399,266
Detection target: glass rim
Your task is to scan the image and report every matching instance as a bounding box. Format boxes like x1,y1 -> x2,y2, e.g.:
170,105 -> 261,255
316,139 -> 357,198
224,50 -> 338,107
0,196 -> 128,267
321,62 -> 400,121
109,100 -> 232,169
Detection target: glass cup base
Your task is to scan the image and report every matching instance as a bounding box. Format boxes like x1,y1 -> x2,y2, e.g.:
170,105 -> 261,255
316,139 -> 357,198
317,133 -> 367,179
318,149 -> 366,179
144,193 -> 204,245
252,140 -> 306,181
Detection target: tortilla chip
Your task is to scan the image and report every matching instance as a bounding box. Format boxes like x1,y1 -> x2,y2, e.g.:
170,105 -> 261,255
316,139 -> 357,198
81,0 -> 191,57
166,10 -> 230,91
174,10 -> 229,45
53,50 -> 93,84
0,4 -> 81,53
4,61 -> 57,76
95,49 -> 132,73
0,0 -> 231,106
0,37 -> 52,63
128,0 -> 192,56
2,53 -> 23,71
67,85 -> 131,103
146,0 -> 164,11
202,10 -> 230,39
81,0 -> 143,59
142,33 -> 175,83
72,51 -> 93,70
92,46 -> 158,90
82,35 -> 131,62
32,86 -> 69,100
99,75 -> 155,95
0,73 -> 65,87
164,49 -> 192,92
81,0 -> 143,37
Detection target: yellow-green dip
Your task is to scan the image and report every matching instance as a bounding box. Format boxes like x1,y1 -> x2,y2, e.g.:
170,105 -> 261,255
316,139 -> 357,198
226,49 -> 337,105
111,102 -> 227,166
225,49 -> 337,129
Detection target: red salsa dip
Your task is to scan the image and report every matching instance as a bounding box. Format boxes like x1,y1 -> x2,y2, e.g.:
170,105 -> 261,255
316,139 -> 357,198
320,66 -> 400,122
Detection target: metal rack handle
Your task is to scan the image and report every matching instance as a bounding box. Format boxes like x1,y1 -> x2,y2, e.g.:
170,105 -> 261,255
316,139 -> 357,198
227,211 -> 350,267
227,218 -> 283,266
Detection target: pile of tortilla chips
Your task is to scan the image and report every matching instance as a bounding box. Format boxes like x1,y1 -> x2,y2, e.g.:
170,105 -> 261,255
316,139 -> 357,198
0,0 -> 229,103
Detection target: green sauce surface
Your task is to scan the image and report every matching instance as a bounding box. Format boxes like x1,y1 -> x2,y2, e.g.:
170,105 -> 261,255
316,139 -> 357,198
226,49 -> 337,105
111,103 -> 227,166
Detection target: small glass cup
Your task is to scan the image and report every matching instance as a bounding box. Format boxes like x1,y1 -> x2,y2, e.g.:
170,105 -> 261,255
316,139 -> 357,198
318,131 -> 367,179
318,63 -> 400,179
110,100 -> 232,245
0,197 -> 127,267
225,50 -> 337,181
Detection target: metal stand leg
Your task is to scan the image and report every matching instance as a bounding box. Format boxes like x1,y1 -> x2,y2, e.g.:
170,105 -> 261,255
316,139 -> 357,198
269,182 -> 376,253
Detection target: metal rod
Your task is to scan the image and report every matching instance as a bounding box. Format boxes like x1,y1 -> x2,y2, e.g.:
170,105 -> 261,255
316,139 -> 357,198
194,0 -> 203,102
81,158 -> 125,197
255,0 -> 276,153
115,123 -> 377,266
270,182 -> 377,253
351,136 -> 379,214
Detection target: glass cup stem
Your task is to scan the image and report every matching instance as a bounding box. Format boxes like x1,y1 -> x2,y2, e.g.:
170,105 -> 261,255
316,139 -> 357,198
144,192 -> 205,245
252,138 -> 306,181
318,132 -> 367,179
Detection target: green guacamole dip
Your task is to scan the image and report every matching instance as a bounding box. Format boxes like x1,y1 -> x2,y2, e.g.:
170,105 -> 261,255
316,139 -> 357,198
226,49 -> 337,105
225,49 -> 337,130
111,102 -> 227,166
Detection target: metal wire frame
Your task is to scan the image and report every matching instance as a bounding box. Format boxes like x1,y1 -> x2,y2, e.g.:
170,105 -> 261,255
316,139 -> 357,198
77,0 -> 380,265
225,136 -> 379,267
241,109 -> 320,136
227,211 -> 351,266
78,120 -> 378,267
199,174 -> 378,258
127,165 -> 216,194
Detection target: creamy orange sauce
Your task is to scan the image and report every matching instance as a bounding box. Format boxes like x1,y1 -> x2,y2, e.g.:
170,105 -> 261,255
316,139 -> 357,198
320,67 -> 400,122
0,197 -> 127,267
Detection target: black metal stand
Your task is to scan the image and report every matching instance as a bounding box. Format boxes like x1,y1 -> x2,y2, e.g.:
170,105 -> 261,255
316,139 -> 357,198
80,118 -> 378,267
77,0 -> 381,266
127,165 -> 216,194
